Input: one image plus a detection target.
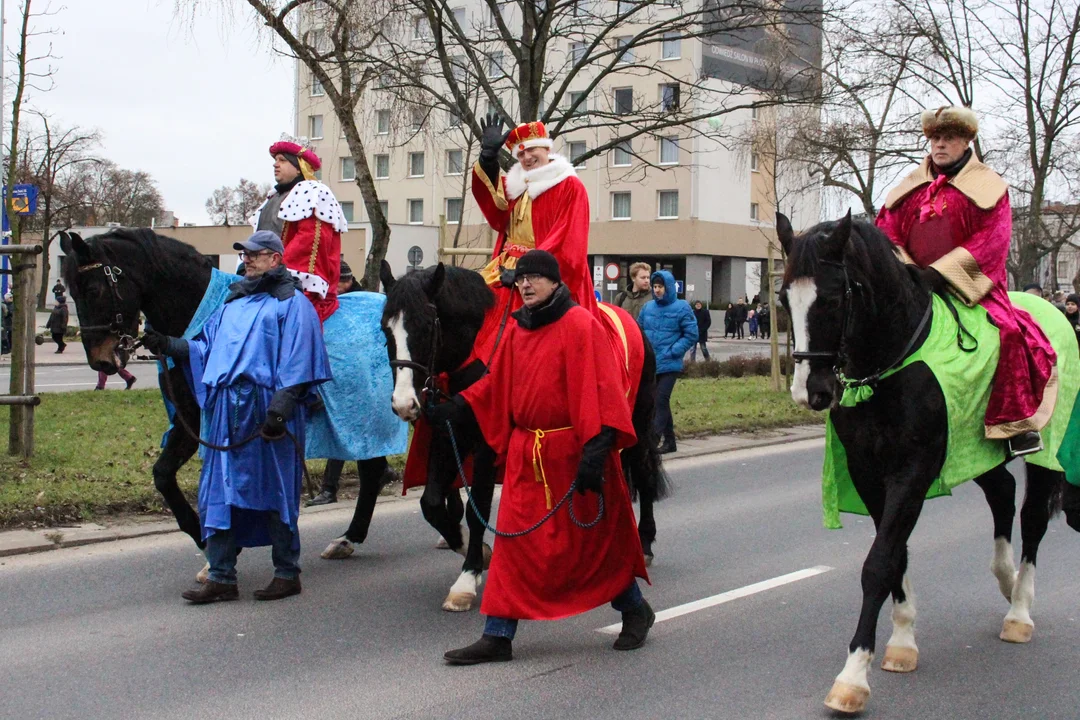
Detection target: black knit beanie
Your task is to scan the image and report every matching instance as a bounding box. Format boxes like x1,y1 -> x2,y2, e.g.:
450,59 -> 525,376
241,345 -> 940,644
514,250 -> 561,283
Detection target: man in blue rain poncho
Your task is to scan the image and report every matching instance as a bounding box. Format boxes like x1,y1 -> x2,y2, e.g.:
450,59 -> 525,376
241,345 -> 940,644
143,230 -> 331,604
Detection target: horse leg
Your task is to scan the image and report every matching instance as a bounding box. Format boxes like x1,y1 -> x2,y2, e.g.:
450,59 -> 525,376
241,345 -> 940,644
973,464 -> 1018,601
446,441 -> 496,613
637,486 -> 657,567
825,487 -> 928,714
881,574 -> 919,673
1000,463 -> 1063,643
321,457 -> 389,560
152,373 -> 202,548
1064,481 -> 1080,532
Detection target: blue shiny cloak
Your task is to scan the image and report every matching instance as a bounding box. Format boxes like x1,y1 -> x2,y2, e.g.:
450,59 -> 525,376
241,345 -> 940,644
187,290 -> 331,548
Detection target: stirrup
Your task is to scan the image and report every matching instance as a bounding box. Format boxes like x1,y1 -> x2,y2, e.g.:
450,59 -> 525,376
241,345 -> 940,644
1007,431 -> 1043,458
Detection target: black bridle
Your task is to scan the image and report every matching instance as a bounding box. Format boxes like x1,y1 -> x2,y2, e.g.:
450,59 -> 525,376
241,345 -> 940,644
74,261 -> 140,353
791,258 -> 933,392
388,302 -> 445,403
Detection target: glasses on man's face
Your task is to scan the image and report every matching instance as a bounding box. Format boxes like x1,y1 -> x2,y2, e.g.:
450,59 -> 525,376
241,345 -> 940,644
239,250 -> 273,261
514,273 -> 543,286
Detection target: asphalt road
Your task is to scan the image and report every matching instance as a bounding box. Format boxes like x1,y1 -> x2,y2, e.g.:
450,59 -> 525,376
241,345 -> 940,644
3,441 -> 1077,720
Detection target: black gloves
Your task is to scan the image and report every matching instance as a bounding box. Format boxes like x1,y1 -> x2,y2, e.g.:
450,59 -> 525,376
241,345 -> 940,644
575,426 -> 617,495
423,394 -> 471,429
142,330 -> 187,358
478,113 -> 510,187
500,267 -> 517,289
924,266 -> 951,297
262,386 -> 303,440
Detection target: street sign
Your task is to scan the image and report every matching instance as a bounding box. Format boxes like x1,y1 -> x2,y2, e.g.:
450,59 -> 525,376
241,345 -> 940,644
688,284 -> 695,292
675,280 -> 685,294
407,245 -> 424,266
593,265 -> 602,285
604,263 -> 620,281
1,185 -> 38,233
606,283 -> 618,290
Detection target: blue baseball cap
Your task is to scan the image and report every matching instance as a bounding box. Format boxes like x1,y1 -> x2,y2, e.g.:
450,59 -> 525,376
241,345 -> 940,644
233,230 -> 284,255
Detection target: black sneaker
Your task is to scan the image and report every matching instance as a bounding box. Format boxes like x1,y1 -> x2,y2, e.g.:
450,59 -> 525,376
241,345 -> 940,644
444,635 -> 513,665
613,600 -> 656,651
1007,430 -> 1043,458
305,490 -> 337,507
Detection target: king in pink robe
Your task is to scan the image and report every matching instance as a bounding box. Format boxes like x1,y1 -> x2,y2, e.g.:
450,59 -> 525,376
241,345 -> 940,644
876,155 -> 1058,438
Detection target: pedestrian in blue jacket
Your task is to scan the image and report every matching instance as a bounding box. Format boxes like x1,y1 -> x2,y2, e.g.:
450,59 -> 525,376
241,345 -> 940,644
637,270 -> 697,454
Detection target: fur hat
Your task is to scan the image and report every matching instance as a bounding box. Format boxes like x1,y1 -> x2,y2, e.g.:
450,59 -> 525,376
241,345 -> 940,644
921,106 -> 979,139
505,121 -> 553,155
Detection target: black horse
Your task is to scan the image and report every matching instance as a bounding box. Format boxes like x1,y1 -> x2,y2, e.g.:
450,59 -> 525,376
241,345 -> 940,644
379,261 -> 669,610
59,229 -> 395,570
777,212 -> 1079,714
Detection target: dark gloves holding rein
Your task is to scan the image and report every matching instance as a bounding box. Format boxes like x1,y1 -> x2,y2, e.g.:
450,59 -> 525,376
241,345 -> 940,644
575,426 -> 617,495
262,387 -> 303,440
423,394 -> 472,429
141,330 -> 187,359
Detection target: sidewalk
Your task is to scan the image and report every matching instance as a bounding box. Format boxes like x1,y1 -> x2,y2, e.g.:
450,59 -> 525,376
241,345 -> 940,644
0,423 -> 826,558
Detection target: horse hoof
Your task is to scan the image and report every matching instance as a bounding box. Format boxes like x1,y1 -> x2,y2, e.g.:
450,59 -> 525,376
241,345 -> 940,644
195,562 -> 210,584
442,591 -> 475,612
824,681 -> 869,714
881,645 -> 918,673
482,543 -> 492,570
644,553 -> 654,568
435,536 -> 451,549
321,538 -> 355,560
1000,619 -> 1033,643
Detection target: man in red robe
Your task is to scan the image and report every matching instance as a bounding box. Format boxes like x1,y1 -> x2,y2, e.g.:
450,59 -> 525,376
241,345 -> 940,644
251,135 -> 349,323
876,106 -> 1057,455
470,114 -> 596,361
427,250 -> 653,665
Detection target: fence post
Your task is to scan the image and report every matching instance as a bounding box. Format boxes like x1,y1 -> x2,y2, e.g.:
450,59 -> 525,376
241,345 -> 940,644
2,243 -> 41,457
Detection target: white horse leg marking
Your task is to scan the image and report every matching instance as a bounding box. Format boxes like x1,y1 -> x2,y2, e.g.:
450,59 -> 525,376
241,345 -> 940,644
443,570 -> 482,613
1001,560 -> 1035,642
824,647 -> 873,713
387,312 -> 420,420
991,536 -> 1017,602
882,574 -> 919,672
787,278 -> 817,407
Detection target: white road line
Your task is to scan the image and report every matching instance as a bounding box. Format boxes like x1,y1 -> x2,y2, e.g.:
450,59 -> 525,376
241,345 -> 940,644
597,565 -> 834,634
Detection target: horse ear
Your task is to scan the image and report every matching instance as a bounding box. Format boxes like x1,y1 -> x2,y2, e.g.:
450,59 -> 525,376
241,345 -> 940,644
775,213 -> 795,257
424,262 -> 446,298
379,260 -> 396,292
66,232 -> 91,260
819,210 -> 852,261
58,231 -> 72,255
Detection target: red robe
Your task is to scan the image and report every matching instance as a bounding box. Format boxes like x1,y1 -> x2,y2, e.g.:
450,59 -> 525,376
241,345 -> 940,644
471,154 -> 596,362
877,157 -> 1057,436
461,304 -> 648,620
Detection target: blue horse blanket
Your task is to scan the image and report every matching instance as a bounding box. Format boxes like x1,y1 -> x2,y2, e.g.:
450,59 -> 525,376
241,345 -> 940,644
305,292 -> 408,461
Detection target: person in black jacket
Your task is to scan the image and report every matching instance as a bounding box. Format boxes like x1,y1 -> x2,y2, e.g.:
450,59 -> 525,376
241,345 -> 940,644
690,301 -> 711,361
1066,294 -> 1079,350
723,303 -> 735,339
734,299 -> 748,339
45,297 -> 69,353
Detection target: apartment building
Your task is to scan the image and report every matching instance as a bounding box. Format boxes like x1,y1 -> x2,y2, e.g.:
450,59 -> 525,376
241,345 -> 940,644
294,1 -> 821,305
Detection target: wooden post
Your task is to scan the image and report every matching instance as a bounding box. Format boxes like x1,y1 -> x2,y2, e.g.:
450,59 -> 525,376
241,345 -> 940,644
3,243 -> 40,457
767,242 -> 782,392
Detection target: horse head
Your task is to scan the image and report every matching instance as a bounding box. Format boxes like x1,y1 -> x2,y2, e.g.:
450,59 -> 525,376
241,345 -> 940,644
60,230 -> 147,374
777,211 -> 854,411
381,261 -> 448,421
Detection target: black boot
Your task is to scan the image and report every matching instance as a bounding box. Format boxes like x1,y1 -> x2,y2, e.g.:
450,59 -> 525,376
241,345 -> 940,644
613,600 -> 655,651
657,436 -> 677,455
444,634 -> 513,665
306,489 -> 337,507
1007,430 -> 1043,458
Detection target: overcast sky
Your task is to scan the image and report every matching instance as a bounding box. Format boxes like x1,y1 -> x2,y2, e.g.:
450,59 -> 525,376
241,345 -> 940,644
12,0 -> 295,225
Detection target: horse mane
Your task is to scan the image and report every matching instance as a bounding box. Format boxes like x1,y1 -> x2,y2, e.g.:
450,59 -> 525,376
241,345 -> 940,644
63,227 -> 212,289
384,265 -> 494,326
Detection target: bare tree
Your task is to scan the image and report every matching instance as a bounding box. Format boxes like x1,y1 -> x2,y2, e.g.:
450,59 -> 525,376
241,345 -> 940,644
205,178 -> 271,225
205,185 -> 236,225
65,160 -> 166,227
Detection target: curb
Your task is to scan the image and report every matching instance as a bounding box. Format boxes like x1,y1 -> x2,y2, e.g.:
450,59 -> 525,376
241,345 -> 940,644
0,426 -> 826,559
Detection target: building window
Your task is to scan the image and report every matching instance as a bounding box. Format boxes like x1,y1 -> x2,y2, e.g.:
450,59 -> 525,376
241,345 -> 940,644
612,140 -> 632,167
340,201 -> 355,223
489,51 -> 505,79
615,36 -> 633,64
568,141 -> 587,168
571,41 -> 587,65
411,107 -> 425,131
408,199 -> 424,224
412,15 -> 431,39
446,149 -> 464,175
617,0 -> 635,15
378,200 -> 388,219
446,197 -> 463,224
750,202 -> 759,221
660,136 -> 679,165
612,192 -> 631,220
451,7 -> 466,26
340,157 -> 356,181
568,91 -> 588,112
375,154 -> 390,179
308,114 -> 324,139
750,152 -> 760,172
751,105 -> 760,120
662,32 -> 681,59
311,74 -> 324,96
376,110 -> 391,135
658,190 -> 678,219
574,0 -> 591,16
660,83 -> 680,112
448,109 -> 462,128
409,152 -> 425,177
614,87 -> 633,115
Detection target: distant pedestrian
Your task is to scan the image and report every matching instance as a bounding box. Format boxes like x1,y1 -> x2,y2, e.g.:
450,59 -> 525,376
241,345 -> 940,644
1066,294 -> 1079,350
1023,282 -> 1043,296
1051,290 -> 1067,313
1,292 -> 12,354
734,299 -> 748,339
723,303 -> 735,338
52,280 -> 66,304
96,367 -> 137,390
690,300 -> 711,362
748,307 -> 758,339
638,270 -> 697,454
758,304 -> 772,340
613,262 -> 653,321
45,297 -> 69,353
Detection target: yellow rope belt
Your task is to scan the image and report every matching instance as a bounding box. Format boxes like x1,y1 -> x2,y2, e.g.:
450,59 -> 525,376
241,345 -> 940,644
527,426 -> 572,509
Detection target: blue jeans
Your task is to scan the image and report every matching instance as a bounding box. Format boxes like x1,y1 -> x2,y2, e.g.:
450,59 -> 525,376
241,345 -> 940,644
653,372 -> 679,444
484,581 -> 645,639
205,511 -> 300,584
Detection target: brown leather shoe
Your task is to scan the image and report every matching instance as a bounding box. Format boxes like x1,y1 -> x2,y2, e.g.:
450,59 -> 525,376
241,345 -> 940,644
253,576 -> 302,601
181,580 -> 238,604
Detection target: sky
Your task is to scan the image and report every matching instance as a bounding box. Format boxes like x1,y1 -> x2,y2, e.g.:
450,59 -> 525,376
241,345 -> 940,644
9,0 -> 295,225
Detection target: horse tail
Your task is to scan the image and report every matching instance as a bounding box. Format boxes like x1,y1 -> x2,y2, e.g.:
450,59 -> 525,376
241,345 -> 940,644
624,333 -> 672,502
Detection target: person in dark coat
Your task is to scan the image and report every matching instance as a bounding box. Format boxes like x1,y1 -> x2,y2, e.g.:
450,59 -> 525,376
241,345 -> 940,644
723,303 -> 735,339
690,300 -> 711,361
52,280 -> 66,304
758,303 -> 772,340
45,297 -> 69,353
1066,294 -> 1080,350
734,299 -> 748,339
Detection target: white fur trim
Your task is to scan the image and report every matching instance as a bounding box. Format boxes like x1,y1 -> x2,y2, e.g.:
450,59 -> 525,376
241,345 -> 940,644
287,268 -> 330,298
248,181 -> 349,233
504,154 -> 577,201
